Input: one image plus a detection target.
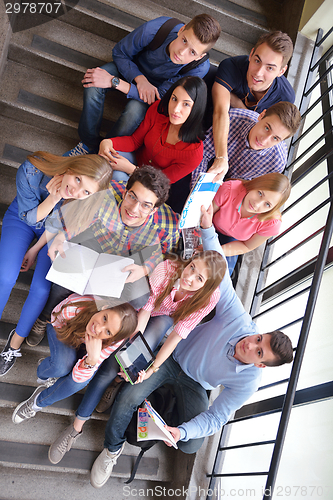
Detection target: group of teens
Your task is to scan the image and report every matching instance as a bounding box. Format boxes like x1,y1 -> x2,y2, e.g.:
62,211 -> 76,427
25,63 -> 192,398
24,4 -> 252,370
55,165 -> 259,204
0,12 -> 301,488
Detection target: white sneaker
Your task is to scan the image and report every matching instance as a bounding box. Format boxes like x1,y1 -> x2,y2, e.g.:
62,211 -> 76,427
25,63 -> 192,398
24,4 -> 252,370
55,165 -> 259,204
12,385 -> 45,424
90,443 -> 125,488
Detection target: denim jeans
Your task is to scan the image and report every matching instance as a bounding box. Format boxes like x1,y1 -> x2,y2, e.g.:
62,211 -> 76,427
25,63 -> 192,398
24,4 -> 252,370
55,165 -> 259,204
111,151 -> 136,182
36,323 -> 94,408
78,62 -> 149,149
104,355 -> 209,454
0,199 -> 52,337
217,232 -> 238,275
76,315 -> 174,419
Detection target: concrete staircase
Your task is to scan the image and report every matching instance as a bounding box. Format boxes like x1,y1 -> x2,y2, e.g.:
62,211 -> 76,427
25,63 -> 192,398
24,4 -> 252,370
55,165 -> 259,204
0,0 -> 302,498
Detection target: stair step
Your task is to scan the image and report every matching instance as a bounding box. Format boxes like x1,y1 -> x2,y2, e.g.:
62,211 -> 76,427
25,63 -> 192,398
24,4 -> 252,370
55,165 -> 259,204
0,115 -> 78,161
146,0 -> 268,44
0,407 -> 173,483
59,0 -> 242,61
0,60 -> 120,137
0,465 -> 170,500
0,165 -> 16,206
9,18 -> 115,83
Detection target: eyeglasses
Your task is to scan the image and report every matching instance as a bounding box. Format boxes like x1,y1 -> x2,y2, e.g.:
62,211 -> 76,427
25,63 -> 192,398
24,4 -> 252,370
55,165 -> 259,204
124,191 -> 155,214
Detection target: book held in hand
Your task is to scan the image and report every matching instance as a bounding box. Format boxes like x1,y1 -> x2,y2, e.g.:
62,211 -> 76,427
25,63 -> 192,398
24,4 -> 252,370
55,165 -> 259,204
45,241 -> 134,298
115,332 -> 155,385
137,400 -> 178,449
178,173 -> 221,229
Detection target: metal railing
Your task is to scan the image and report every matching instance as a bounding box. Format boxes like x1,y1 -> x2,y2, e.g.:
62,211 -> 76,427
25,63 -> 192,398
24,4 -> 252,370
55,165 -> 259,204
207,27 -> 333,499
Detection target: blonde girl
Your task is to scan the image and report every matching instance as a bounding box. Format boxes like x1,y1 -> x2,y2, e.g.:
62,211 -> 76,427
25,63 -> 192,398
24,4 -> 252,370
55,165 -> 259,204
12,294 -> 138,459
0,152 -> 112,376
212,173 -> 291,274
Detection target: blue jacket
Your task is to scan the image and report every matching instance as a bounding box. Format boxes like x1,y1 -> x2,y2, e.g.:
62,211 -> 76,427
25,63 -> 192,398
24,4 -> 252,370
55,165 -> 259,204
15,159 -> 55,228
112,16 -> 210,102
174,225 -> 262,441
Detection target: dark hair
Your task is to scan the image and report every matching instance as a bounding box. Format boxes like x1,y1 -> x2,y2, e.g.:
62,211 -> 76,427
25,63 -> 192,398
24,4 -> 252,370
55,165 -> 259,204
54,299 -> 138,349
265,102 -> 301,138
253,31 -> 293,67
263,330 -> 294,366
185,14 -> 221,50
158,76 -> 207,142
126,165 -> 170,207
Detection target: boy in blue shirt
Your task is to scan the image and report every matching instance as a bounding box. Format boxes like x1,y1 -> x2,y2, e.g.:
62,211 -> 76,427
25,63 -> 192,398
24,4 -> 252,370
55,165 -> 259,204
68,14 -> 221,155
209,31 -> 295,180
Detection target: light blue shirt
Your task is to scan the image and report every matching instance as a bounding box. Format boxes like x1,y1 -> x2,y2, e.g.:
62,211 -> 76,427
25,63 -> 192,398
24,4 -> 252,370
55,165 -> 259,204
112,17 -> 210,102
174,225 -> 262,441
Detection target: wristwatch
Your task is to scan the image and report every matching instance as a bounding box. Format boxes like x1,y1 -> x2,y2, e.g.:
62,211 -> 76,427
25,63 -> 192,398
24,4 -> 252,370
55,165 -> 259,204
151,364 -> 160,373
111,76 -> 120,89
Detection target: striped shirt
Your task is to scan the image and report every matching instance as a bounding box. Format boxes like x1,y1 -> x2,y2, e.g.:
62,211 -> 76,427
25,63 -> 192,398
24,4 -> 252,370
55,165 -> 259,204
191,108 -> 287,187
51,293 -> 124,383
64,181 -> 180,274
142,260 -> 220,339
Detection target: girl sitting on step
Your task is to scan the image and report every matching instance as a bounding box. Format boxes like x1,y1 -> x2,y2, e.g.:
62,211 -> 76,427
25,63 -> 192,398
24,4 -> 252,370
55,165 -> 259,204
0,152 -> 112,376
21,243 -> 226,467
211,173 -> 291,275
99,75 -> 207,213
11,292 -> 138,467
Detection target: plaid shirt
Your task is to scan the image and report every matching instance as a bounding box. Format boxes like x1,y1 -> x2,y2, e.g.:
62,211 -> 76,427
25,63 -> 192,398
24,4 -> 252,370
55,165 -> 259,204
191,108 -> 287,187
64,181 -> 180,274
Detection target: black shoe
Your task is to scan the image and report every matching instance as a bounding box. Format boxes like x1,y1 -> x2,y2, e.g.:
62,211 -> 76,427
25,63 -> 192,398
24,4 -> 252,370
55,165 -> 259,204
0,329 -> 22,376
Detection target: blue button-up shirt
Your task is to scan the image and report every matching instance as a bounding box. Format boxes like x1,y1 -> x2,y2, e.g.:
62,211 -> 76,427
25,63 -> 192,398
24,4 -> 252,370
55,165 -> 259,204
174,225 -> 262,441
16,159 -> 55,228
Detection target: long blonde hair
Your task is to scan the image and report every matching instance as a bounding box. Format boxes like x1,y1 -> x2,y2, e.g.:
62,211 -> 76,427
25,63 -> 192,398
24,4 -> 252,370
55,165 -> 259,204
27,151 -> 112,190
53,298 -> 138,349
242,173 -> 291,221
154,251 -> 226,325
28,151 -> 113,234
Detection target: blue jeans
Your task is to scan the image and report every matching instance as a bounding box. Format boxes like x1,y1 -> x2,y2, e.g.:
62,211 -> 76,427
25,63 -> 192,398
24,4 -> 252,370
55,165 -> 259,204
217,232 -> 238,276
36,323 -> 94,409
111,151 -> 136,182
104,355 -> 209,454
78,62 -> 149,149
0,199 -> 52,338
76,315 -> 174,419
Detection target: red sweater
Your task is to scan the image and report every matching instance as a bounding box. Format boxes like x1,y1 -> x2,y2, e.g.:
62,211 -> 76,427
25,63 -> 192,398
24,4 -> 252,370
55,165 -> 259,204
112,101 -> 203,184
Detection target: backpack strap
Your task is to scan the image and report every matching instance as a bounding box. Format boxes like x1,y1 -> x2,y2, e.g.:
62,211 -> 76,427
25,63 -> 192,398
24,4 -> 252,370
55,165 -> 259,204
137,18 -> 209,76
147,18 -> 183,52
179,53 -> 210,74
124,448 -> 148,484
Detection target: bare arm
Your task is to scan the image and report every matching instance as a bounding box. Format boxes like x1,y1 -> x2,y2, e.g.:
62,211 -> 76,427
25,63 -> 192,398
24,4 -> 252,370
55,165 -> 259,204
229,92 -> 247,109
208,83 -> 232,182
98,139 -> 137,173
222,233 -> 269,256
136,308 -> 151,335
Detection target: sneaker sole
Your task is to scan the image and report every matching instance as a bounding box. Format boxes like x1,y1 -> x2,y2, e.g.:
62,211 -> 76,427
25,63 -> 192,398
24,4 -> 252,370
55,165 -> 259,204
0,358 -> 17,377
